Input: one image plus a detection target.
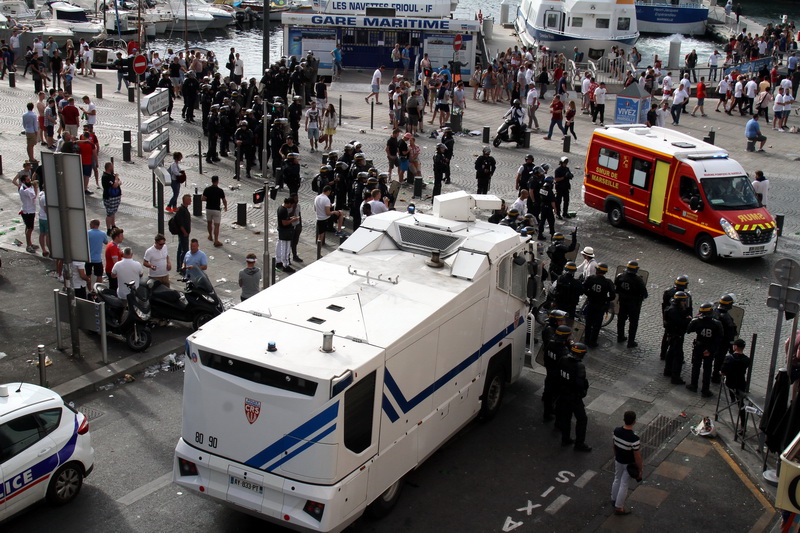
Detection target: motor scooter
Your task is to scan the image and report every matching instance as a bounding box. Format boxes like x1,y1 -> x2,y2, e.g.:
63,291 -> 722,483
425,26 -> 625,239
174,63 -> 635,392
493,118 -> 526,147
93,280 -> 153,351
148,267 -> 223,330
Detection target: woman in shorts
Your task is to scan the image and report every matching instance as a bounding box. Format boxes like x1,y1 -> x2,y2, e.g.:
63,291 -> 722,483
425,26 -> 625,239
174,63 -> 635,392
322,104 -> 337,151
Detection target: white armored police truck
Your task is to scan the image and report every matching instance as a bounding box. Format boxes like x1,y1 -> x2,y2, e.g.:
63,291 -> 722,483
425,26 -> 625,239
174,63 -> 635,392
173,191 -> 532,533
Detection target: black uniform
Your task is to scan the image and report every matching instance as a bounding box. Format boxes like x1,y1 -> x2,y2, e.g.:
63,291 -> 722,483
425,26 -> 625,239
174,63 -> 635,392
442,132 -> 454,183
556,354 -> 589,446
659,287 -> 693,359
554,272 -> 583,319
554,164 -> 573,218
527,169 -> 545,220
270,125 -> 285,181
663,302 -> 692,381
287,101 -> 303,143
200,88 -> 213,134
182,76 -> 200,123
282,162 -> 300,195
582,274 -> 615,347
614,271 -> 648,346
546,231 -> 577,279
712,307 -> 738,381
543,338 -> 569,421
474,154 -> 496,194
721,349 -> 750,427
687,315 -> 723,395
206,112 -> 220,163
432,150 -> 449,198
537,181 -> 557,238
234,126 -> 255,177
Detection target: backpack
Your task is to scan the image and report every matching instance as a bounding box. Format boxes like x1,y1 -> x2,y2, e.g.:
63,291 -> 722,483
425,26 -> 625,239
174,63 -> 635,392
168,214 -> 179,235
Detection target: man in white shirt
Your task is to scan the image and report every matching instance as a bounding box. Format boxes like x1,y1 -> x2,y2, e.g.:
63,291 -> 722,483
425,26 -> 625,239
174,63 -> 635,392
751,170 -> 769,207
730,76 -> 744,116
671,85 -> 688,125
581,72 -> 591,113
517,64 -> 528,98
655,101 -> 670,127
708,50 -> 720,81
18,173 -> 38,253
111,247 -> 144,299
679,74 -> 692,112
715,76 -> 730,113
773,87 -> 785,131
314,185 -> 345,245
526,85 -> 540,130
744,77 -> 758,115
143,233 -> 172,288
661,72 -> 673,103
368,189 -> 389,215
781,90 -> 794,130
366,65 -> 384,104
510,189 -> 528,215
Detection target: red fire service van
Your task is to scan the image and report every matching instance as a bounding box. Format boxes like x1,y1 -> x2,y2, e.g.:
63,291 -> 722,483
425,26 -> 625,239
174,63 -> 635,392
582,125 -> 777,262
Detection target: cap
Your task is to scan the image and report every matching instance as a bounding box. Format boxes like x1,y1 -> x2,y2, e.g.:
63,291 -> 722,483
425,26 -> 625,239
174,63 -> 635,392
581,246 -> 595,258
403,132 -> 412,140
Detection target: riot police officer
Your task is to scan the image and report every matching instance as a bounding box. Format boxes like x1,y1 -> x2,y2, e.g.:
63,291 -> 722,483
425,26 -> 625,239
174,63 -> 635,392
333,161 -> 350,211
432,142 -> 449,198
516,154 -> 535,191
283,153 -> 301,195
499,209 -> 521,231
663,291 -> 692,384
543,325 -> 572,422
234,120 -> 256,178
527,163 -> 549,220
615,260 -> 648,348
542,309 -> 568,347
554,156 -> 573,219
547,229 -> 577,279
659,275 -> 693,360
270,118 -> 286,183
554,261 -> 583,319
474,146 -> 496,195
582,263 -> 615,348
556,342 -> 592,452
287,95 -> 303,144
205,104 -> 221,164
712,294 -> 738,383
687,302 -> 723,397
537,176 -> 557,239
441,126 -> 455,184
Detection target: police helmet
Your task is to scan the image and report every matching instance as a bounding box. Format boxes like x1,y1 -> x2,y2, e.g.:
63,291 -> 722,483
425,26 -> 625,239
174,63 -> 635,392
335,161 -> 350,171
353,141 -> 363,151
552,232 -> 565,241
507,208 -> 520,218
555,325 -> 573,337
286,152 -> 299,161
523,213 -> 535,222
699,302 -> 714,315
560,156 -> 569,164
368,167 -> 378,177
220,105 -> 230,112
344,144 -> 355,152
533,165 -> 545,175
541,163 -> 551,172
596,263 -> 609,274
570,342 -> 588,358
245,108 -> 254,114
319,164 -> 332,174
673,291 -> 688,302
437,143 -> 446,151
626,260 -> 640,273
354,152 -> 366,161
483,146 -> 491,154
231,91 -> 240,97
522,226 -> 537,236
210,104 -> 220,110
367,176 -> 379,184
356,171 -> 369,181
273,96 -> 284,103
328,150 -> 339,158
564,261 -> 577,272
525,154 -> 534,161
675,275 -> 689,287
543,176 -> 554,183
548,309 -> 568,320
718,294 -> 734,309
378,172 -> 390,181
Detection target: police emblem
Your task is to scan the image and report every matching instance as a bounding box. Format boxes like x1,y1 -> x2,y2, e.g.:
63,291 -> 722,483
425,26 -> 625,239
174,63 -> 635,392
244,398 -> 261,424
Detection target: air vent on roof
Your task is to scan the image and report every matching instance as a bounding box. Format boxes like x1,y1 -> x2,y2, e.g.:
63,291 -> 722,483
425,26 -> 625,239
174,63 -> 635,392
398,225 -> 461,253
327,304 -> 344,312
671,141 -> 696,148
308,317 -> 326,324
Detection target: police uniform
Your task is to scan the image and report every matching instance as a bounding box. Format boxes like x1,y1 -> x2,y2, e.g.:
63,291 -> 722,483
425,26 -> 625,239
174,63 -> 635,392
554,265 -> 583,319
474,151 -> 496,195
547,231 -> 577,279
614,263 -> 648,348
582,266 -> 616,348
556,343 -> 592,451
663,294 -> 692,383
712,295 -> 738,382
543,326 -> 571,422
659,277 -> 693,359
537,179 -> 557,239
721,340 -> 750,428
554,160 -> 573,219
686,304 -> 723,396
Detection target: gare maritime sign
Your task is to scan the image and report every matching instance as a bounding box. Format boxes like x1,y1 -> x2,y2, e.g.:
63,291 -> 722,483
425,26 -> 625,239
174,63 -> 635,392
286,13 -> 480,30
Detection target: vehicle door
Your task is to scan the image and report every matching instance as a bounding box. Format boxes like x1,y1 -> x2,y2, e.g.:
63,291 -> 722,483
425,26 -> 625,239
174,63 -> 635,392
645,159 -> 672,232
619,154 -> 653,226
665,174 -> 701,243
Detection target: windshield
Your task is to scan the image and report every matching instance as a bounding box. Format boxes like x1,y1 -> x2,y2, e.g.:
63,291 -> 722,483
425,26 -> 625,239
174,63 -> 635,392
187,266 -> 214,294
700,176 -> 760,211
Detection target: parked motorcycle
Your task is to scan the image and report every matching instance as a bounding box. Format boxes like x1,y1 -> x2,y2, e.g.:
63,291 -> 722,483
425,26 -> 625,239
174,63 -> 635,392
93,280 -> 153,352
148,267 -> 223,330
493,118 -> 526,148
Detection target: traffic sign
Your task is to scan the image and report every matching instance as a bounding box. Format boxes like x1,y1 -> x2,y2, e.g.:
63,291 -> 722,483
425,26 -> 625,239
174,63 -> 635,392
141,113 -> 170,134
140,88 -> 169,116
142,129 -> 169,152
147,146 -> 168,169
774,258 -> 800,286
453,34 -> 463,51
132,54 -> 147,75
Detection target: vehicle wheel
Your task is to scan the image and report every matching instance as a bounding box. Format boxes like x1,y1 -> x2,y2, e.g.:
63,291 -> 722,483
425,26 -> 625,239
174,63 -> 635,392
607,204 -> 624,227
493,136 -> 501,147
366,477 -> 404,519
479,362 -> 505,421
46,462 -> 83,505
695,234 -> 718,263
601,309 -> 616,328
126,324 -> 152,352
192,312 -> 214,330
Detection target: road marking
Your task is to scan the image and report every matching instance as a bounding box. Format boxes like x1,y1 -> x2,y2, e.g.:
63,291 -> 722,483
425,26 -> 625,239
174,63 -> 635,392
541,486 -> 554,498
116,472 -> 173,506
711,440 -> 774,511
515,500 -> 542,515
555,470 -> 575,483
573,469 -> 597,488
502,517 -> 524,531
544,494 -> 570,514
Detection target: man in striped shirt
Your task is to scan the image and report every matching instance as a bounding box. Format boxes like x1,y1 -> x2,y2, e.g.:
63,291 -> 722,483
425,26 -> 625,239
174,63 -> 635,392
611,410 -> 643,515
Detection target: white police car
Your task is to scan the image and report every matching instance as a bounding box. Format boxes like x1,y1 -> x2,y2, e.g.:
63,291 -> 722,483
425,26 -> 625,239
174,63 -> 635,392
0,383 -> 95,522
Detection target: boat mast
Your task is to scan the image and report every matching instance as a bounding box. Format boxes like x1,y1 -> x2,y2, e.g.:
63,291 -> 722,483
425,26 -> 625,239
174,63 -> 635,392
183,0 -> 188,50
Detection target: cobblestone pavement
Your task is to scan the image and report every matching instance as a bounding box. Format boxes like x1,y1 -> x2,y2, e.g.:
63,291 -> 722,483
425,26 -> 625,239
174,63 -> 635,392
1,66 -> 799,408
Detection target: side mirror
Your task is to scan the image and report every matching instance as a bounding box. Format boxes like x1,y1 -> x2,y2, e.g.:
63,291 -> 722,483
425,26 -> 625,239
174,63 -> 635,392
689,195 -> 703,211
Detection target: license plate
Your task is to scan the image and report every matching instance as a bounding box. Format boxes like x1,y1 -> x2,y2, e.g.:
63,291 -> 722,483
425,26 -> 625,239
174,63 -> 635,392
749,245 -> 765,253
229,475 -> 264,495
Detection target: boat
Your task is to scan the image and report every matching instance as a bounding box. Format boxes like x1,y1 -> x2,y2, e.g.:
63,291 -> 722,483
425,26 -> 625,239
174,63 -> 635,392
164,0 -> 214,32
88,37 -> 128,68
0,9 -> 74,47
39,1 -> 105,41
515,0 -> 639,61
188,0 -> 235,28
634,0 -> 707,36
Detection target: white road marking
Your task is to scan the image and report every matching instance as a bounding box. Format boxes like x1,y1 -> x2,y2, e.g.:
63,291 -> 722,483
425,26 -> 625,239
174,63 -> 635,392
573,469 -> 597,488
515,500 -> 542,515
541,486 -> 555,498
555,470 -> 575,483
544,494 -> 571,515
116,472 -> 173,506
502,517 -> 524,532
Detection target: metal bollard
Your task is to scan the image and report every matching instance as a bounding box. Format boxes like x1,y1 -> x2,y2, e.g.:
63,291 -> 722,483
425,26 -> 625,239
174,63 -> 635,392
339,95 -> 342,126
237,202 -> 247,227
370,101 -> 374,130
8,72 -> 15,88
193,193 -> 202,217
708,129 -> 715,144
483,126 -> 490,144
0,154 -> 3,175
123,130 -> 131,142
38,345 -> 47,386
96,83 -> 103,99
128,86 -> 135,103
198,140 -> 203,175
563,135 -> 571,153
122,141 -> 131,162
776,213 -> 785,237
413,175 -> 423,199
524,130 -> 532,148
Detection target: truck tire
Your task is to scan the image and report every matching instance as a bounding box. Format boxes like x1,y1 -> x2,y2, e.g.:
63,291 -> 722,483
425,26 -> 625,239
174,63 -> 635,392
607,203 -> 624,228
479,362 -> 506,421
366,478 -> 404,519
695,234 -> 718,262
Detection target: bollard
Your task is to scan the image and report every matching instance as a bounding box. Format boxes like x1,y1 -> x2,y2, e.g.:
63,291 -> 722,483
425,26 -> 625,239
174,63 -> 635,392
413,175 -> 423,199
122,141 -> 131,162
524,130 -> 532,148
237,202 -> 247,226
123,130 -> 131,142
8,72 -> 15,88
193,193 -> 202,217
96,83 -> 103,99
198,140 -> 203,175
776,213 -> 785,237
708,129 -> 715,144
339,95 -> 342,126
0,154 -> 3,175
38,344 -> 47,386
128,86 -> 135,103
483,126 -> 490,144
563,135 -> 570,153
370,101 -> 374,130
271,256 -> 277,284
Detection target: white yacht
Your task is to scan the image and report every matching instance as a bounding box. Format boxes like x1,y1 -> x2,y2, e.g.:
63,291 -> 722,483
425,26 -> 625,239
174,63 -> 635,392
165,0 -> 214,32
39,1 -> 105,40
189,0 -> 234,28
515,0 -> 639,61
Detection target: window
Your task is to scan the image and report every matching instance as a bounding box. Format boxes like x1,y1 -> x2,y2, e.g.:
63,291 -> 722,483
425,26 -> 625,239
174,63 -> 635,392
571,17 -> 583,27
545,12 -> 560,29
617,17 -> 631,31
510,258 -> 528,301
199,350 -> 318,396
596,18 -> 610,29
344,371 -> 376,453
1,413 -> 45,463
679,176 -> 700,205
36,408 -> 62,436
598,148 -> 620,171
700,176 -> 760,210
630,158 -> 651,189
497,256 -> 510,292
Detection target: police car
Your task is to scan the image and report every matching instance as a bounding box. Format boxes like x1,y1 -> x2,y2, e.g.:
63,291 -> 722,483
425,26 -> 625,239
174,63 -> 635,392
0,383 -> 95,523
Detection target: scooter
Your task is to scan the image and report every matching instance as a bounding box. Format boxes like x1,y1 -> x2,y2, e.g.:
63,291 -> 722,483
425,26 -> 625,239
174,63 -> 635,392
93,280 -> 153,352
147,267 -> 223,330
493,118 -> 526,148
